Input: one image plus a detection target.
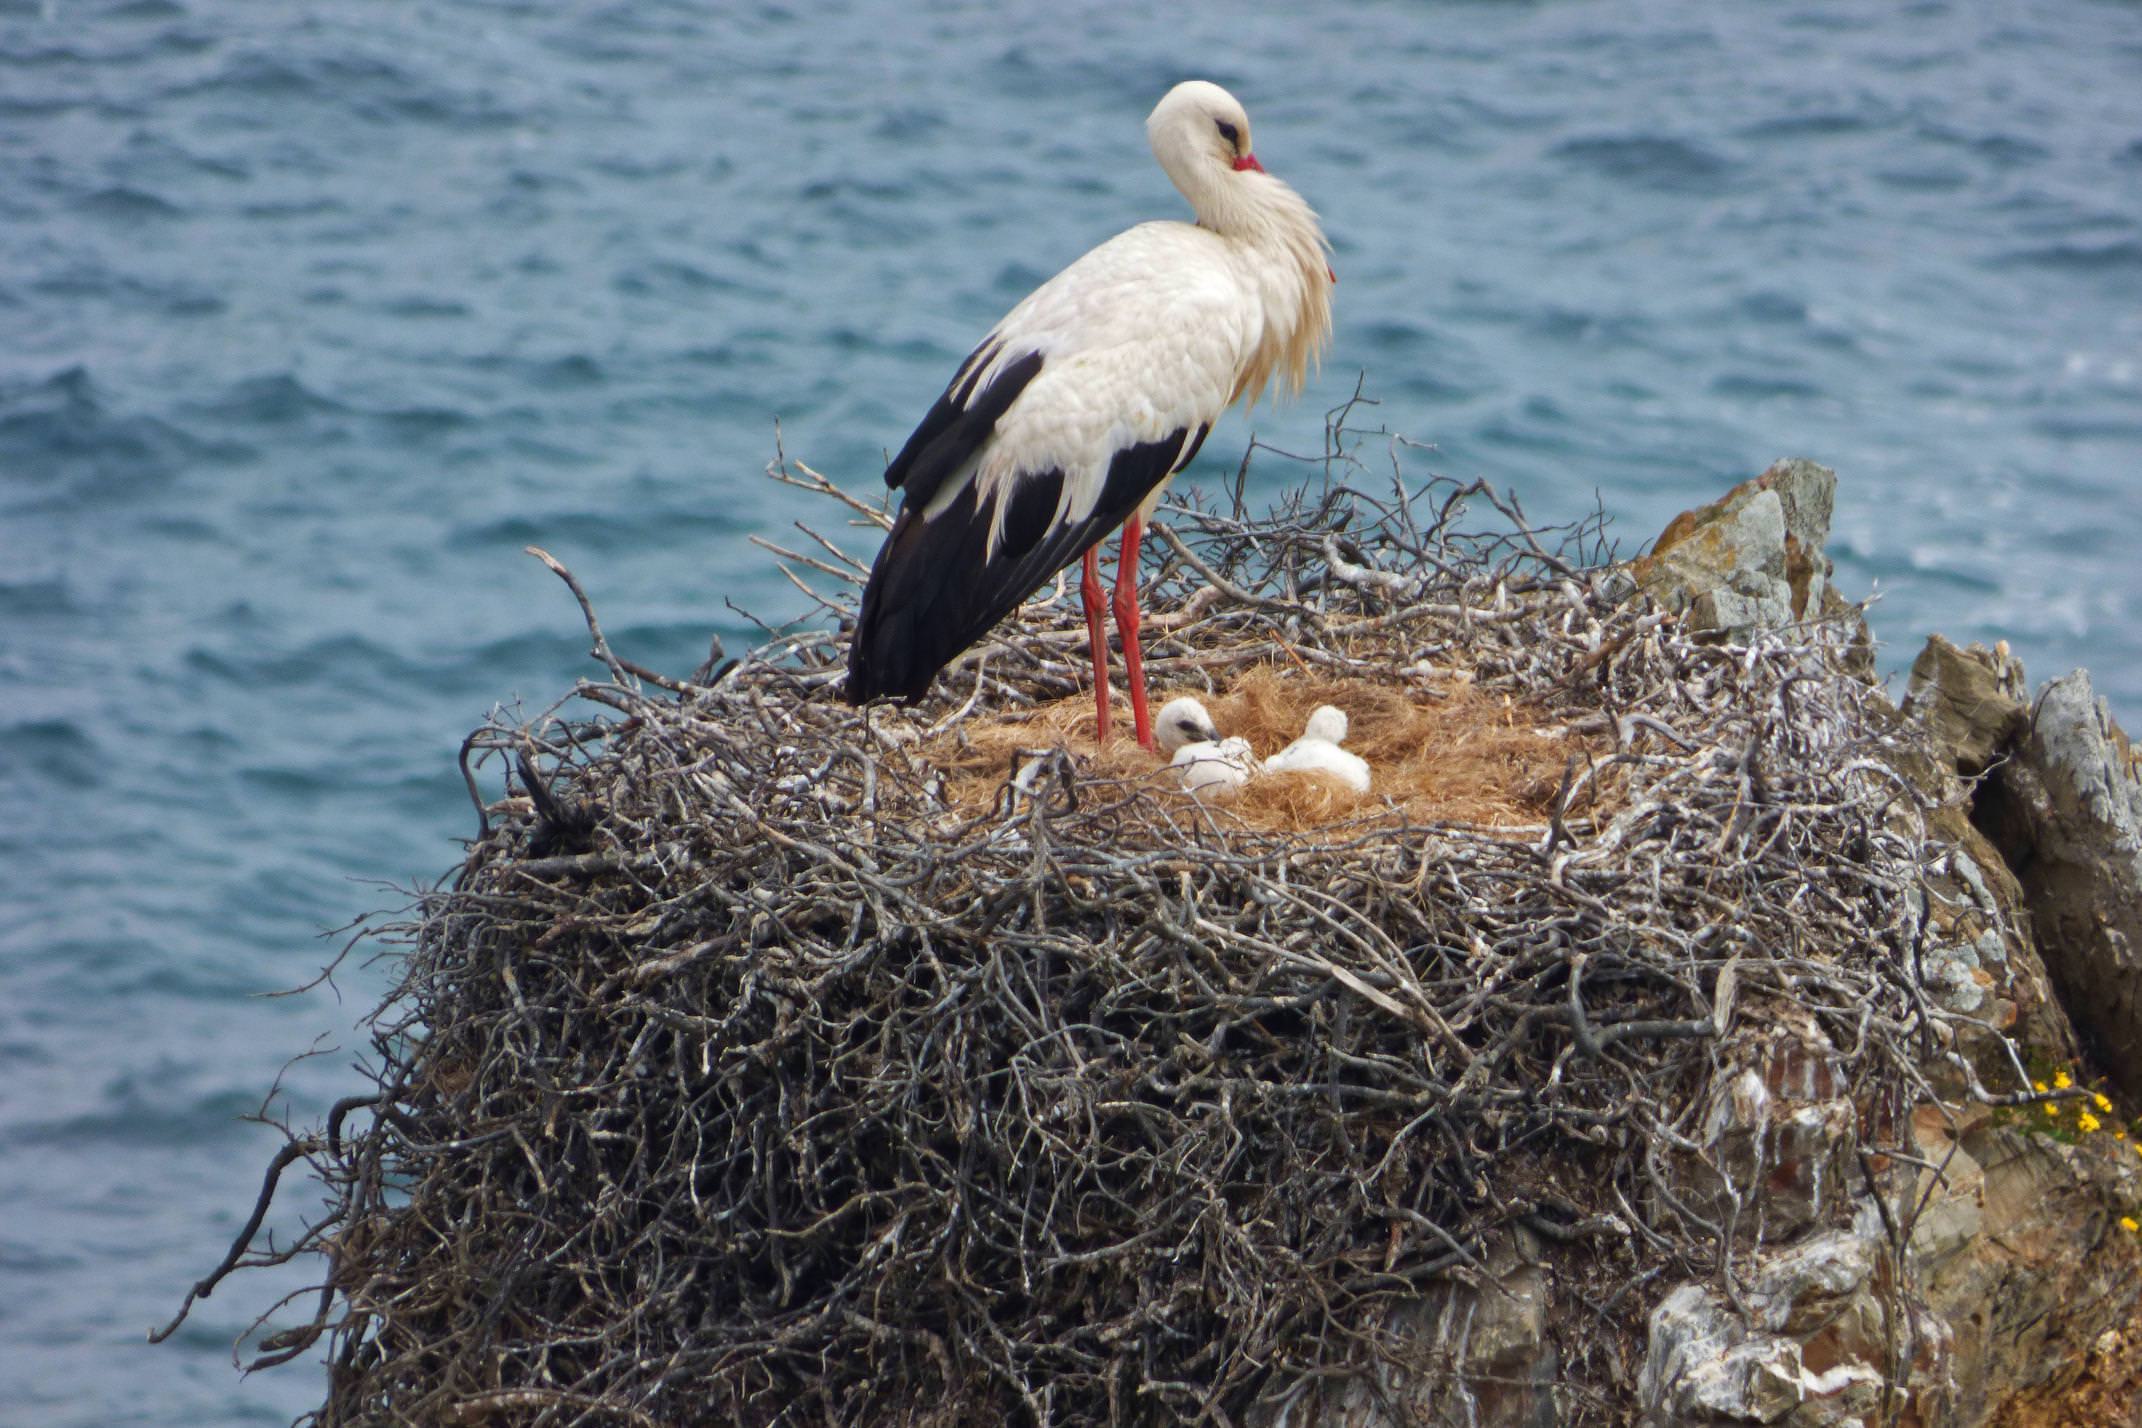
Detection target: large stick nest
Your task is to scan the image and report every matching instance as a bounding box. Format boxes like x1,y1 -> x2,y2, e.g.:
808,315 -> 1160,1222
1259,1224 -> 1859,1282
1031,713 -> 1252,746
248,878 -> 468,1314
189,419 -> 1952,1425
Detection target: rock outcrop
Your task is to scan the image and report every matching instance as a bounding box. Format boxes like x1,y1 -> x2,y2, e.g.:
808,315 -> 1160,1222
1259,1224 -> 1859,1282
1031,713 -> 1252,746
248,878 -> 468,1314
1623,467 -> 2142,1427
1947,664 -> 2142,1106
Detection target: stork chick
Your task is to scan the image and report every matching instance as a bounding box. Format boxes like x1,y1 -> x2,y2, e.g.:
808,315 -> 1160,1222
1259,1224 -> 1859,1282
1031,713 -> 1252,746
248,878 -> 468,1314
1155,696 -> 1257,800
1263,705 -> 1370,793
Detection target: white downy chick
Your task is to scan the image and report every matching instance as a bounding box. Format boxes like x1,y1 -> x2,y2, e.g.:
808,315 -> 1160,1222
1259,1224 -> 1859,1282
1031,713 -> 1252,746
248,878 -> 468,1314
1154,697 -> 1222,756
1263,705 -> 1371,793
1174,736 -> 1257,799
1154,696 -> 1257,799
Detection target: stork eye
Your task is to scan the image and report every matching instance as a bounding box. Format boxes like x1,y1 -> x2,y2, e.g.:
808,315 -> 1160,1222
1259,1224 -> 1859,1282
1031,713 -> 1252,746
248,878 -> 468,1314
1215,120 -> 1240,148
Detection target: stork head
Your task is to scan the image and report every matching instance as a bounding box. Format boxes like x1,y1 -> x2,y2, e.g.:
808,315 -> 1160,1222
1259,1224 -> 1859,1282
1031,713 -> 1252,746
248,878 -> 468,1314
1154,695 -> 1223,755
1303,705 -> 1349,744
1148,81 -> 1262,196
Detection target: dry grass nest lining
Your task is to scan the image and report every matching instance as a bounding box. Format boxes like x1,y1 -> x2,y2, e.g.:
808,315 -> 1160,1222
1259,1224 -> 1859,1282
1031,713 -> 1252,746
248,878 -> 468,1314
931,664 -> 1586,830
185,426 -> 1966,1428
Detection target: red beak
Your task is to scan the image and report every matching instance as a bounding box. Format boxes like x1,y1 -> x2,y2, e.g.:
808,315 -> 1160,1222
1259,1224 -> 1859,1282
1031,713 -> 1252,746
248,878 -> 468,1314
1232,153 -> 1264,173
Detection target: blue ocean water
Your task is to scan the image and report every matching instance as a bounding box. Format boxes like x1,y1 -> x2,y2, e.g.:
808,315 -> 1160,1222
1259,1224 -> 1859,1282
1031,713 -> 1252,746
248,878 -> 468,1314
2,1 -> 2138,1421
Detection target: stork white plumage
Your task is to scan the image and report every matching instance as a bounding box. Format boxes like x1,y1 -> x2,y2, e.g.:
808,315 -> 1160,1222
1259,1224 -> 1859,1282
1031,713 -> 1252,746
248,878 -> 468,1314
845,80 -> 1333,751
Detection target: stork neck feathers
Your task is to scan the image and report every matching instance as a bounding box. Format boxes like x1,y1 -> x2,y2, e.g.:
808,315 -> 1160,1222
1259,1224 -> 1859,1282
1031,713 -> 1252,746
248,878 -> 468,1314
1147,82 -> 1332,406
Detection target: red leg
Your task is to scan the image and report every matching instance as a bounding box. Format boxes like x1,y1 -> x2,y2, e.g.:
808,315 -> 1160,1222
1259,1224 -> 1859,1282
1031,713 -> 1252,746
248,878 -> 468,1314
1113,516 -> 1153,752
1080,546 -> 1112,746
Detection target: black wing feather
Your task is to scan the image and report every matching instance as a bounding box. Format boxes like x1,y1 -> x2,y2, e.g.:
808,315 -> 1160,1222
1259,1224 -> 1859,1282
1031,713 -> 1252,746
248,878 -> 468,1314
881,344 -> 1042,511
846,425 -> 1206,705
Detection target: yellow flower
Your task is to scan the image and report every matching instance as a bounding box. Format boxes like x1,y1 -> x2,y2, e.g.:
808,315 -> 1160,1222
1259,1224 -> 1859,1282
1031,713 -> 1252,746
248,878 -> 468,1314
2095,1092 -> 2113,1112
2034,1080 -> 2049,1093
2125,1217 -> 2141,1234
2045,1102 -> 2060,1117
2079,1112 -> 2101,1134
2055,1071 -> 2073,1090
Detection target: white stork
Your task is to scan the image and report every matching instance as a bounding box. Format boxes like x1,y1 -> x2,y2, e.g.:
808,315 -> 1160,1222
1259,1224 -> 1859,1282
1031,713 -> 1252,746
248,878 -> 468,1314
845,80 -> 1333,751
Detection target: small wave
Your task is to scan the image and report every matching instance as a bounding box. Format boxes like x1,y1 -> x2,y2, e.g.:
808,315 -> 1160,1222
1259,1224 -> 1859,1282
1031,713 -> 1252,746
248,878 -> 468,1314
1997,240 -> 2142,275
468,628 -> 589,669
238,763 -> 343,801
116,131 -> 250,183
9,1082 -> 262,1149
1710,372 -> 1824,401
0,577 -> 75,617
1474,399 -> 1575,455
241,196 -> 347,220
990,261 -> 1051,299
379,294 -> 472,319
1737,290 -> 1809,325
2031,414 -> 2142,442
0,720 -> 103,790
1387,370 -> 1482,405
1525,307 -> 1652,349
28,259 -> 224,316
374,404 -> 476,441
1918,122 -> 2049,168
0,95 -> 76,122
0,1234 -> 75,1277
676,341 -> 763,371
1547,134 -> 1735,193
1874,164 -> 1969,193
612,259 -> 745,297
183,632 -> 430,694
1440,93 -> 1561,137
1735,110 -> 1881,142
797,175 -> 923,205
589,153 -> 692,182
527,354 -> 606,391
75,185 -> 182,222
873,106 -> 946,142
451,506 -> 742,556
820,326 -> 944,363
177,47 -> 520,129
198,372 -> 350,425
0,366 -> 212,490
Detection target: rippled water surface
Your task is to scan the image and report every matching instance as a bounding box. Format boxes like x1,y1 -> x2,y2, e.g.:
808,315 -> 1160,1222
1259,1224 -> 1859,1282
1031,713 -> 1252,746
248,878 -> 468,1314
4,1 -> 2140,1420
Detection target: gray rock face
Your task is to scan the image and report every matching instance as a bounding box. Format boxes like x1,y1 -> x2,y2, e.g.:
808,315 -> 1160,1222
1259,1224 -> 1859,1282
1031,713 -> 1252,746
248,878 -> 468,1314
1899,637 -> 2080,1074
1621,458 -> 1840,640
1976,669 -> 2142,1102
1640,1227 -> 1905,1427
1904,636 -> 2029,778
